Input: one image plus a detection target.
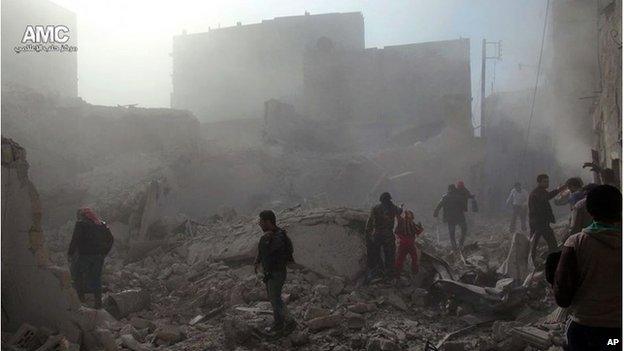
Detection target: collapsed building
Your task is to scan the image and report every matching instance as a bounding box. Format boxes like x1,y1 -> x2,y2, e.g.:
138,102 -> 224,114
1,1 -> 620,350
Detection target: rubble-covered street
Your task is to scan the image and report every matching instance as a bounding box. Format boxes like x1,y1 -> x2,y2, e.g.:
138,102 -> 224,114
3,135 -> 571,350
2,0 -> 621,350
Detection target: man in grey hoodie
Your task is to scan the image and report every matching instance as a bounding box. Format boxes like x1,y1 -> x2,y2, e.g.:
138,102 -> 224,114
554,185 -> 621,350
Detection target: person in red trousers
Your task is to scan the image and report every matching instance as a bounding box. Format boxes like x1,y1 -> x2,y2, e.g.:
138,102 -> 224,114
395,210 -> 423,275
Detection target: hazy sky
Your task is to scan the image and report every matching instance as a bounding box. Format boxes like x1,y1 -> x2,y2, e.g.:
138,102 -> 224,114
53,0 -> 547,115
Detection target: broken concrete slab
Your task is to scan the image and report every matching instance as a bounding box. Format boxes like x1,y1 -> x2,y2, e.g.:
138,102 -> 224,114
497,231 -> 531,282
185,208 -> 369,279
432,278 -> 527,313
103,289 -> 151,319
509,326 -> 553,349
307,314 -> 343,332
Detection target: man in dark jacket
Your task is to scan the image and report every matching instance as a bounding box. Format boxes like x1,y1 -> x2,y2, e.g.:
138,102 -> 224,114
528,174 -> 566,263
434,185 -> 467,251
554,185 -> 621,350
68,208 -> 114,309
365,192 -> 402,281
254,210 -> 294,334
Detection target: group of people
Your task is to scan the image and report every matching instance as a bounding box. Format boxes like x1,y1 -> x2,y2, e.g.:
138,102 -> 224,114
66,174 -> 621,346
505,174 -> 621,350
362,181 -> 476,283
364,192 -> 423,283
506,174 -> 604,263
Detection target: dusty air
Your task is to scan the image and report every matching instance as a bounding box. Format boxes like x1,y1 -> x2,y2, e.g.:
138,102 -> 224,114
1,0 -> 621,350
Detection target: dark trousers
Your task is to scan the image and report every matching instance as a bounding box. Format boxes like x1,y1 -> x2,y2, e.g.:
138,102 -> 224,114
529,223 -> 558,262
264,270 -> 287,327
566,321 -> 622,351
71,254 -> 104,307
448,221 -> 467,250
368,234 -> 396,278
510,205 -> 527,232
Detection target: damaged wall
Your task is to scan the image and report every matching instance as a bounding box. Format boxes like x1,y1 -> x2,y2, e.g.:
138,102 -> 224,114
1,137 -> 81,340
303,38 -> 473,151
171,11 -> 364,122
1,89 -> 202,227
592,0 -> 622,177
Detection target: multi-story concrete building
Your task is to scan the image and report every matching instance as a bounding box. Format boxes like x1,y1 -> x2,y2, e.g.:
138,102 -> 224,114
303,38 -> 472,138
1,0 -> 78,97
171,12 -> 364,122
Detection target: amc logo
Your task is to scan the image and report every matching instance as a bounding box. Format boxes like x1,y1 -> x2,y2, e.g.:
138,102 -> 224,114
21,25 -> 70,44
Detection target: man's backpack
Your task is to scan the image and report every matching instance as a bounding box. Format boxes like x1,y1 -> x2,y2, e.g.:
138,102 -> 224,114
95,223 -> 114,256
282,230 -> 295,263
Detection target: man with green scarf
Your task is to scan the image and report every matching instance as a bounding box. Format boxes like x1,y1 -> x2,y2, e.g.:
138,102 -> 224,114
554,185 -> 621,350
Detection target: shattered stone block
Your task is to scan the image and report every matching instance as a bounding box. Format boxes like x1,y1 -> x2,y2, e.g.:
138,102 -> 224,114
222,316 -> 260,350
289,331 -> 310,346
154,325 -> 185,345
307,314 -> 343,332
8,323 -> 40,350
304,306 -> 330,320
103,289 -> 151,319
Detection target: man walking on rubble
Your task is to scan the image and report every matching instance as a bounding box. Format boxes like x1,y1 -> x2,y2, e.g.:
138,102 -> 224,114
506,182 -> 528,232
553,185 -> 621,350
68,207 -> 114,309
528,174 -> 566,263
365,192 -> 402,282
254,210 -> 295,335
434,185 -> 467,251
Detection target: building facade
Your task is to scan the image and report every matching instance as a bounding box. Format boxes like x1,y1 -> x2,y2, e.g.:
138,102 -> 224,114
302,38 -> 473,148
171,12 -> 364,122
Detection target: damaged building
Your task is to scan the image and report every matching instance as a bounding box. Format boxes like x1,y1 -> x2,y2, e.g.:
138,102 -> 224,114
171,12 -> 365,122
302,38 -> 473,150
1,1 -> 621,350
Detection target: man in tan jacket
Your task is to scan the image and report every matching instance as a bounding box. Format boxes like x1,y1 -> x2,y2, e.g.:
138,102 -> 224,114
554,185 -> 621,350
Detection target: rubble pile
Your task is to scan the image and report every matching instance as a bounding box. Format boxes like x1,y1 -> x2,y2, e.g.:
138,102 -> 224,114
14,210 -> 565,350
2,135 -> 569,351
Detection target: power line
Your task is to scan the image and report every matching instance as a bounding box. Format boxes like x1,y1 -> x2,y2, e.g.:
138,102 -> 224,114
516,0 -> 551,180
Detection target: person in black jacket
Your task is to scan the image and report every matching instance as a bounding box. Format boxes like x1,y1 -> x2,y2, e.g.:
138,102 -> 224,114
254,210 -> 294,334
434,185 -> 467,251
364,192 -> 403,281
528,174 -> 566,263
67,208 -> 114,309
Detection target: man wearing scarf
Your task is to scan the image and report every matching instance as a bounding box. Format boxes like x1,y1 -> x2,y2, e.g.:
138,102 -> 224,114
68,207 -> 114,309
554,185 -> 621,350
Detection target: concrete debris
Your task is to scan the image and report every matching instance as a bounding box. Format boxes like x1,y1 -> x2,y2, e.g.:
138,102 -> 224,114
2,138 -> 568,351
497,231 -> 531,282
103,289 -> 151,319
307,314 -> 343,332
509,326 -> 553,349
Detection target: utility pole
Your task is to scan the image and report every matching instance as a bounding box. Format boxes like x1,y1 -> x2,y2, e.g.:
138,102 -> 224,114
480,39 -> 502,138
